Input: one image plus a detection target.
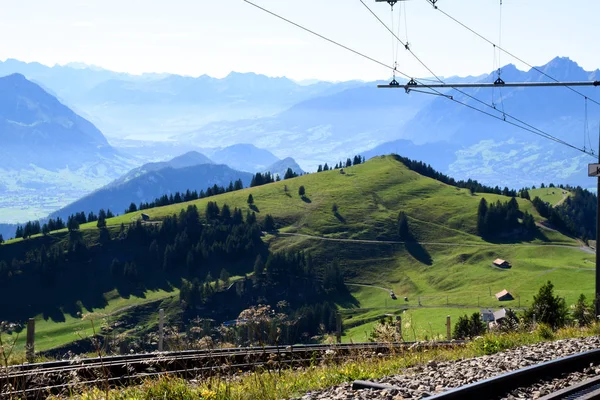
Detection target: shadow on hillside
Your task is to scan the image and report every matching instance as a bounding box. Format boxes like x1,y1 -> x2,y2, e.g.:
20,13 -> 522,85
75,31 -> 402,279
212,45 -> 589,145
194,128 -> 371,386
332,289 -> 360,309
301,196 -> 312,203
484,229 -> 550,245
406,240 -> 433,265
249,204 -> 260,213
334,212 -> 346,224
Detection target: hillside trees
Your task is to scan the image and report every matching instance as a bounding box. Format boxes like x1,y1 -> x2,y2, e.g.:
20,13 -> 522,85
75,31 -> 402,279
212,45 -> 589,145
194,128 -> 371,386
284,168 -> 298,180
0,234 -> 3,244
67,216 -> 80,232
251,172 -> 275,187
394,155 -> 517,196
523,281 -> 568,329
298,186 -> 306,197
263,214 -> 275,232
453,313 -> 486,339
476,197 -> 537,237
97,214 -> 107,228
572,294 -> 594,327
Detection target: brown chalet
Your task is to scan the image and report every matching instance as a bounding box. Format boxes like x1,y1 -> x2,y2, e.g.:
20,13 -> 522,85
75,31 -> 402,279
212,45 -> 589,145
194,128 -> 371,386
495,290 -> 514,301
492,258 -> 511,269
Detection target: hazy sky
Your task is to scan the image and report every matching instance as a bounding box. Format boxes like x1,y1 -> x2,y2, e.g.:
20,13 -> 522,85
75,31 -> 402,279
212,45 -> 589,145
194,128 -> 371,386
1,0 -> 598,81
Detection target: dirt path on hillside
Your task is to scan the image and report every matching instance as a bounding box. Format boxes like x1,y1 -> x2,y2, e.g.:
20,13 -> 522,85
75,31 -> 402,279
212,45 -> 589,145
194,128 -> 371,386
554,192 -> 569,208
346,283 -> 393,293
277,232 -> 595,254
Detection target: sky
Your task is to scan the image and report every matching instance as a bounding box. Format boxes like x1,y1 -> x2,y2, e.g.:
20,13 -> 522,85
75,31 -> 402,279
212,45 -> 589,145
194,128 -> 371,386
0,0 -> 599,81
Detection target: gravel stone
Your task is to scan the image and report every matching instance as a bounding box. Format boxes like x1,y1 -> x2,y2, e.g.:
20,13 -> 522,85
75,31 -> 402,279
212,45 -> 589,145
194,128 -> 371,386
295,336 -> 600,400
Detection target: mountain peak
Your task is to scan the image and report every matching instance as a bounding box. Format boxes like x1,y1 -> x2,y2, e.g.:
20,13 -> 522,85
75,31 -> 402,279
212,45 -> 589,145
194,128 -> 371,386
532,56 -> 588,81
2,72 -> 28,82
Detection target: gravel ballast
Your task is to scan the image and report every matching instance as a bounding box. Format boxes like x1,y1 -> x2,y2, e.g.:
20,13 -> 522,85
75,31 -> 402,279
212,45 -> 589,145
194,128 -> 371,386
299,336 -> 600,400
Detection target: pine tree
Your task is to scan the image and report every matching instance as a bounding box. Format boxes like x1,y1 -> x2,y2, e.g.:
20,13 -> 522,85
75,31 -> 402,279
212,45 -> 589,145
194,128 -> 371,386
398,212 -> 409,240
298,186 -> 306,197
253,255 -> 265,277
284,168 -> 297,180
220,268 -> 230,286
128,203 -> 138,213
317,165 -> 323,173
97,215 -> 107,228
0,234 -> 3,244
247,194 -> 254,205
67,216 -> 80,232
524,281 -> 568,329
263,214 -> 275,231
477,198 -> 488,235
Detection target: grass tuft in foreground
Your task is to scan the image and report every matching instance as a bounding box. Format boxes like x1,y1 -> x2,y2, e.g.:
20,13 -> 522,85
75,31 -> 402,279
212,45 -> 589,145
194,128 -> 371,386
56,324 -> 600,400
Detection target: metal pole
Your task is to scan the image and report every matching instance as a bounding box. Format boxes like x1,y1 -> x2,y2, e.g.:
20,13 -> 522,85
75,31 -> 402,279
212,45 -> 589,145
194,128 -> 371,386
396,316 -> 402,342
446,315 -> 451,341
26,318 -> 35,363
596,134 -> 600,318
336,312 -> 342,344
158,309 -> 164,352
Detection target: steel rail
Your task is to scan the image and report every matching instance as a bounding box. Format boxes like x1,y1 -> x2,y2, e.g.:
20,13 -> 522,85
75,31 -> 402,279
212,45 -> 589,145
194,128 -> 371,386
7,341 -> 462,373
538,375 -> 600,400
5,342 -> 410,378
1,341 -> 465,398
422,349 -> 600,399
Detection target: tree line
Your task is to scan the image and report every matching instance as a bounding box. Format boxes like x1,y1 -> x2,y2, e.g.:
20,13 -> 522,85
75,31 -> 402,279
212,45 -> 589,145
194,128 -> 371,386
317,155 -> 364,173
477,197 -> 536,237
393,155 -> 520,197
532,187 -> 597,241
15,210 -> 116,239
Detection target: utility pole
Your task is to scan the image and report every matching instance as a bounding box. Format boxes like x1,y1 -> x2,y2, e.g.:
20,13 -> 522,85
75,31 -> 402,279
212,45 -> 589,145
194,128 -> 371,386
589,133 -> 600,317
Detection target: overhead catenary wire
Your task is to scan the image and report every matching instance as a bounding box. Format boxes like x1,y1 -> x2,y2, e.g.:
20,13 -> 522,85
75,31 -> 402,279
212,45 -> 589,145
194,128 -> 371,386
423,0 -> 600,108
242,0 -> 594,158
359,0 -> 595,155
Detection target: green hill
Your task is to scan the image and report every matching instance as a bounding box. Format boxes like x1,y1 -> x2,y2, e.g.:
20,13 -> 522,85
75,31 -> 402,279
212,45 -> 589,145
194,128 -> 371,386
529,187 -> 572,207
0,155 -> 594,351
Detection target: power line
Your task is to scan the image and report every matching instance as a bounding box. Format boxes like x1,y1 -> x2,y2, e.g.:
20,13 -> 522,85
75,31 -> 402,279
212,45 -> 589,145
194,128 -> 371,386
360,0 -> 596,156
423,0 -> 600,108
242,0 -> 594,157
241,0 -> 395,73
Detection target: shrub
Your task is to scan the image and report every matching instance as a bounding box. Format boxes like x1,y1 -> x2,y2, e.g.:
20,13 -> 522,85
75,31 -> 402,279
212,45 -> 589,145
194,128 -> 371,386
523,281 -> 569,330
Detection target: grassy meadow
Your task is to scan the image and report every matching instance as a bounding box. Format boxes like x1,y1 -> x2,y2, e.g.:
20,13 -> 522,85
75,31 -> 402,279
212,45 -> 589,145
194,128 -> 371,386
0,156 -> 594,352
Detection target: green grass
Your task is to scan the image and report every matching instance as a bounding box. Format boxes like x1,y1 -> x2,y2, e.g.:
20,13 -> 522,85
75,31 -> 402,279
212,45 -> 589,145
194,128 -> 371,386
2,156 -> 594,351
2,288 -> 178,353
529,188 -> 571,206
68,325 -> 600,400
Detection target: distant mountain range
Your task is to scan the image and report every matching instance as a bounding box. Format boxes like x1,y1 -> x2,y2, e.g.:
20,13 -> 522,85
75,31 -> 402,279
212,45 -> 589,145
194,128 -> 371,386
365,57 -> 600,188
1,56 -> 599,224
0,59 -> 362,140
0,73 -> 136,223
0,73 -> 114,170
50,149 -> 305,220
51,161 -> 254,220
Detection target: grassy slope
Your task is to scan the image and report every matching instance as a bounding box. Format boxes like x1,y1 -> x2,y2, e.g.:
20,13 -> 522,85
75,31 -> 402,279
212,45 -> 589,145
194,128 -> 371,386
529,188 -> 572,206
1,156 -> 593,349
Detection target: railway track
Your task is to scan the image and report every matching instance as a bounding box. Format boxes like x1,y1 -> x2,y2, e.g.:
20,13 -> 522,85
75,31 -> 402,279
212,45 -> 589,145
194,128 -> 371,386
353,348 -> 600,399
1,341 -> 463,399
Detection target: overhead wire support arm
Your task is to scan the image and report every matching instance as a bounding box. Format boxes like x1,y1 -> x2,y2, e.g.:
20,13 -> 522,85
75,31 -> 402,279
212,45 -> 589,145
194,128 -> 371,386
378,81 -> 600,89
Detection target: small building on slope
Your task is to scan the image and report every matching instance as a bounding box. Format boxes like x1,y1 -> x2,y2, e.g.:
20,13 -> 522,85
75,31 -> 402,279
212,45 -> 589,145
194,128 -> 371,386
495,289 -> 514,302
492,258 -> 512,269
